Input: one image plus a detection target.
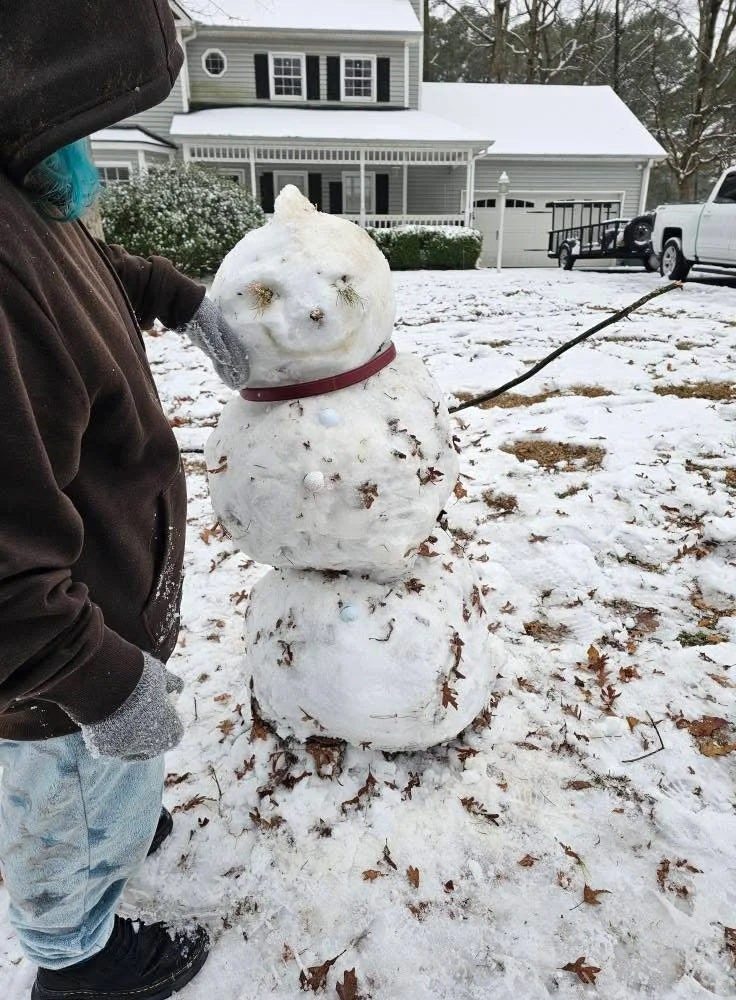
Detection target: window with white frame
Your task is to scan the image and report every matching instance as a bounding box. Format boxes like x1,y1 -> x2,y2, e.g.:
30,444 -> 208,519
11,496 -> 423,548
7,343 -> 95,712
269,53 -> 306,99
341,55 -> 376,102
342,172 -> 375,214
98,165 -> 130,186
202,49 -> 227,77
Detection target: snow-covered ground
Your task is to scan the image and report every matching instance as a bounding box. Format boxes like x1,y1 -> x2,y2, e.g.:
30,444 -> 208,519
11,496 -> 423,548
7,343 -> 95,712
3,268 -> 736,999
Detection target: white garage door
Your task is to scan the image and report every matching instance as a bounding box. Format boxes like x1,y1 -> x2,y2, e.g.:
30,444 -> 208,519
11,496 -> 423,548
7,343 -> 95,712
473,193 -> 623,268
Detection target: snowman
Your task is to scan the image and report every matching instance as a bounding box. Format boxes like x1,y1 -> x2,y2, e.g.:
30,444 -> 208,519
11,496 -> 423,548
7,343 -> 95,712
205,186 -> 501,751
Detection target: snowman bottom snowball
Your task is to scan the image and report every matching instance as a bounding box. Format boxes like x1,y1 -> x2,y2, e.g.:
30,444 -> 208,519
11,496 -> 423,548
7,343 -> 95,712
245,529 -> 502,751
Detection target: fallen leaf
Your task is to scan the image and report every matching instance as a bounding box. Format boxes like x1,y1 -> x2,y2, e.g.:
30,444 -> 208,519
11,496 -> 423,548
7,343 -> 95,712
407,866 -> 420,888
708,672 -> 736,688
687,716 -> 728,737
700,741 -> 736,758
518,854 -> 538,867
583,884 -> 611,905
453,480 -> 468,499
725,927 -> 736,963
361,870 -> 385,882
562,956 -> 601,985
299,954 -> 340,992
565,780 -> 593,791
626,716 -> 640,731
460,796 -> 500,826
336,969 -> 360,1000
560,843 -> 583,866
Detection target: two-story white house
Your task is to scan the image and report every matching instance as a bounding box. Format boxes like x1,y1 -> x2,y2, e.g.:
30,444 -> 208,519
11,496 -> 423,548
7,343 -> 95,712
91,0 -> 666,267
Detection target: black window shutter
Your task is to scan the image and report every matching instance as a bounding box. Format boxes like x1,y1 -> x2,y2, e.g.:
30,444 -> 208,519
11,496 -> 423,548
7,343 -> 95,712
255,54 -> 270,99
260,172 -> 275,213
329,181 -> 343,214
308,173 -> 323,209
376,174 -> 389,215
306,55 -> 320,100
377,58 -> 391,103
327,57 -> 341,101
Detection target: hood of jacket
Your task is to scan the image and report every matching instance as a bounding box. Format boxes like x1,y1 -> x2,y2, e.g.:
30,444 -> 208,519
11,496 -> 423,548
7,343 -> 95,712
0,0 -> 183,182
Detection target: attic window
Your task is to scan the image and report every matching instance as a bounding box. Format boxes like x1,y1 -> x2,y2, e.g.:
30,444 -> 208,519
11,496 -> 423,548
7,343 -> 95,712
341,55 -> 376,102
203,49 -> 227,78
270,53 -> 306,100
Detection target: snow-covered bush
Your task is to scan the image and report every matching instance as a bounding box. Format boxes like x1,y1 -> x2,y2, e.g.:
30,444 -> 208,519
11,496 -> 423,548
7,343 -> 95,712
100,164 -> 265,277
369,225 -> 483,270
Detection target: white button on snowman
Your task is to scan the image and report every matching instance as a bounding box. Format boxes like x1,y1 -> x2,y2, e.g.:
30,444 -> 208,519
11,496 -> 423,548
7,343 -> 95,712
205,186 -> 501,751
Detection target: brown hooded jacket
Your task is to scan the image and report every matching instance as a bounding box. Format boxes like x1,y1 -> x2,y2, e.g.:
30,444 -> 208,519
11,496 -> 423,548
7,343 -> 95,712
0,1 -> 206,739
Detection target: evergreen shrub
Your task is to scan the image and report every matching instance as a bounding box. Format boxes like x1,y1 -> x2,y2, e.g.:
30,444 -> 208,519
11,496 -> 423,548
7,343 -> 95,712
369,225 -> 483,270
100,164 -> 265,278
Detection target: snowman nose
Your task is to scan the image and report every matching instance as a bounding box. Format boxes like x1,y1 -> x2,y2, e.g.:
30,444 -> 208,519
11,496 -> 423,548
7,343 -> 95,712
310,308 -> 325,323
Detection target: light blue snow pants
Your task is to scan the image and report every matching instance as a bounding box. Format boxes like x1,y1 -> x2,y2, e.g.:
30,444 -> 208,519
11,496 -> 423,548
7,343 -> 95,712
0,733 -> 164,969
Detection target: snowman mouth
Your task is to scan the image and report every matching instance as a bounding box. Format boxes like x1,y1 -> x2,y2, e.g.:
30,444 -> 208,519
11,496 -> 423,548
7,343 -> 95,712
242,343 -> 396,402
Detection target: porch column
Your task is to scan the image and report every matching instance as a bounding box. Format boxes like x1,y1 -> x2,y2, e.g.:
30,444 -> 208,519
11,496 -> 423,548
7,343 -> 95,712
249,145 -> 257,200
359,149 -> 367,227
402,161 -> 408,216
464,155 -> 474,228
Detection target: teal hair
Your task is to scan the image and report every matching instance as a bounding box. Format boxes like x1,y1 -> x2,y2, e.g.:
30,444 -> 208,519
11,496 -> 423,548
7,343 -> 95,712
25,139 -> 101,222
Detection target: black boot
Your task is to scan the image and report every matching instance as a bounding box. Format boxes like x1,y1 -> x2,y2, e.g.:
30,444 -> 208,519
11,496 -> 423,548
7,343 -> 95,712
147,807 -> 173,857
32,915 -> 209,1000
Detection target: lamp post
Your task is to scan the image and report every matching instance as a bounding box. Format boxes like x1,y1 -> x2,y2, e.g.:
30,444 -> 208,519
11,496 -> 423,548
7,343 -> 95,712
496,171 -> 510,273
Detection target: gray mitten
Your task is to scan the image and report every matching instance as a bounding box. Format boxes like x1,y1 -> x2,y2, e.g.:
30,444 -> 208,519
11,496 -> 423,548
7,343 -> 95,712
178,297 -> 250,390
78,653 -> 184,761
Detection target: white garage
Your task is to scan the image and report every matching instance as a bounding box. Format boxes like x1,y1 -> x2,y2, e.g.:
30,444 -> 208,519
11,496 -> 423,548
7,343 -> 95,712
422,84 -> 667,268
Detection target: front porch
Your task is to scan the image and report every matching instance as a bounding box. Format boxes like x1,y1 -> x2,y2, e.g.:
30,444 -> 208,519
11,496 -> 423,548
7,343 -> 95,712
171,107 -> 491,230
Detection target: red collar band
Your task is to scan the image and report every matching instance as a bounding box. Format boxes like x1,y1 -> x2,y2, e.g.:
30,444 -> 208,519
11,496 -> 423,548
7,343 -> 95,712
241,342 -> 397,403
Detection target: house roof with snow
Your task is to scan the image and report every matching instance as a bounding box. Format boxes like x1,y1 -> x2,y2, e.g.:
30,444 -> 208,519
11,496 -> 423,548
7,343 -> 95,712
91,127 -> 177,148
177,0 -> 422,33
422,84 -> 667,159
170,107 -> 491,146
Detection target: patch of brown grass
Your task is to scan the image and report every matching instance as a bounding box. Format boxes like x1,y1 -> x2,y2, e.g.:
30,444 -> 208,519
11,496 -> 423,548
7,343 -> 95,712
653,381 -> 735,401
725,468 -> 736,488
502,439 -> 606,472
478,339 -> 513,348
482,490 -> 519,514
675,340 -> 706,351
556,481 -> 589,499
461,386 -> 614,410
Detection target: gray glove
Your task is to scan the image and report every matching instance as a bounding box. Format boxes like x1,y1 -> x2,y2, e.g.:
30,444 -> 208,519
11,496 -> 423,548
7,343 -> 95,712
78,653 -> 184,761
178,296 -> 250,390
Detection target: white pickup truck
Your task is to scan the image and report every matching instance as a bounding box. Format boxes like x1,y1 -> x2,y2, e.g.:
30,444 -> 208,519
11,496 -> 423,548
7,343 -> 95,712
652,165 -> 736,280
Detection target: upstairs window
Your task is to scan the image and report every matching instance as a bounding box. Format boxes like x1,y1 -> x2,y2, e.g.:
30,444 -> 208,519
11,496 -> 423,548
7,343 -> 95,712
270,53 -> 306,100
341,55 -> 376,102
202,49 -> 227,78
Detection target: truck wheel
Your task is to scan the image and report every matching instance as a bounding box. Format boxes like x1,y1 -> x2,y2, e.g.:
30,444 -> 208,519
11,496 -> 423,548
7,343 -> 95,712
660,238 -> 692,281
558,244 -> 575,271
624,215 -> 654,251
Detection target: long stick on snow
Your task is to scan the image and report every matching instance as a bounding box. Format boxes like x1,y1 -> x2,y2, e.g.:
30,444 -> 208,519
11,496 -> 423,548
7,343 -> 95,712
448,281 -> 683,415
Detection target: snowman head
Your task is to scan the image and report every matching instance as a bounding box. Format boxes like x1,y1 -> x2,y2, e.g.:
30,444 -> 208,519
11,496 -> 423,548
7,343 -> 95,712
211,185 -> 396,385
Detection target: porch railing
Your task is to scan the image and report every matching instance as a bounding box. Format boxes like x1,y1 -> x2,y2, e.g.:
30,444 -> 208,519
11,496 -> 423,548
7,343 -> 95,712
339,213 -> 466,229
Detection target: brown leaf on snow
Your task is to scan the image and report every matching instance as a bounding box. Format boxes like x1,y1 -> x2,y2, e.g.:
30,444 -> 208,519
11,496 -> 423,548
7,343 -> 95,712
341,772 -> 379,812
562,957 -> 601,985
461,796 -> 500,826
361,870 -> 385,882
618,665 -> 642,683
449,631 -> 465,671
442,681 -> 459,709
560,843 -> 583,866
299,954 -> 340,992
357,482 -> 379,509
407,866 -> 420,888
583,884 -> 611,906
700,741 -> 736,757
453,480 -> 468,499
404,577 -> 425,594
336,969 -> 361,1000
687,716 -> 728,737
165,772 -> 191,787
518,854 -> 538,868
626,716 -> 640,731
565,780 -> 593,791
708,672 -> 736,688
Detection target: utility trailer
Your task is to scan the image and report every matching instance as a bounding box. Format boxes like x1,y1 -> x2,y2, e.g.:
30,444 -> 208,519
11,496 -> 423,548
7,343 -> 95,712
547,200 -> 657,271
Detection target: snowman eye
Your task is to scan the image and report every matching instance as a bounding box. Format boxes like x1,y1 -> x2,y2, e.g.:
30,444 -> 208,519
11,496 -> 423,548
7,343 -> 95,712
334,276 -> 364,310
247,281 -> 277,315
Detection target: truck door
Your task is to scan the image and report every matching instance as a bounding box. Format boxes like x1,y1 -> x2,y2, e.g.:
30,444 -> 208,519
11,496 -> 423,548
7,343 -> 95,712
697,170 -> 736,261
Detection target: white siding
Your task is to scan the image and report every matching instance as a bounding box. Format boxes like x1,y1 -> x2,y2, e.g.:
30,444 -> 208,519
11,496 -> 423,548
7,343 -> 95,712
188,35 -> 408,107
122,74 -> 186,140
